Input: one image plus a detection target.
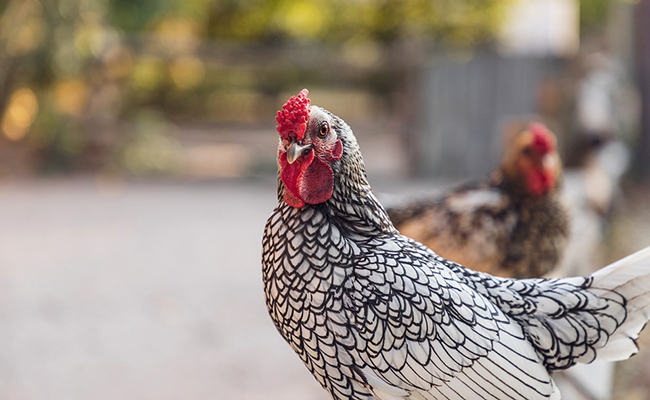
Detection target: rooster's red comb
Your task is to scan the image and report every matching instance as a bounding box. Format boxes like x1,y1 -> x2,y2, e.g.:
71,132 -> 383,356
276,89 -> 311,141
530,123 -> 555,154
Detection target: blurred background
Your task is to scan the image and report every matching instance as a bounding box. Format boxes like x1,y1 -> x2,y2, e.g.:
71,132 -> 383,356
0,0 -> 649,399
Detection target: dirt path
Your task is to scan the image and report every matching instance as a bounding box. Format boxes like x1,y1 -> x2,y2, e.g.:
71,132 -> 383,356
0,178 -> 327,400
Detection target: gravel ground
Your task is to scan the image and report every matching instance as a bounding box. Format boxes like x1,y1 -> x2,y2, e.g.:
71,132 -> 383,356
0,177 -> 648,400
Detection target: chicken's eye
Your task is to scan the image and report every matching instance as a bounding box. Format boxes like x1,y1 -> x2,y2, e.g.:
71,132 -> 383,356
318,122 -> 330,138
522,146 -> 533,157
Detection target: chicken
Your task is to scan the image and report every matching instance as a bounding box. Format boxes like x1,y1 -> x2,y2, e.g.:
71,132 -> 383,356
262,89 -> 650,400
388,123 -> 569,278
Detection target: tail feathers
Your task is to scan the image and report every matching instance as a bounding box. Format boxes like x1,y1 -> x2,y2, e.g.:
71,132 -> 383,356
593,323 -> 646,361
591,246 -> 650,289
589,246 -> 650,362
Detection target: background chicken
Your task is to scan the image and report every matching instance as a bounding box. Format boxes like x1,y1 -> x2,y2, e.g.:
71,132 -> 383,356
262,89 -> 650,400
387,123 -> 569,279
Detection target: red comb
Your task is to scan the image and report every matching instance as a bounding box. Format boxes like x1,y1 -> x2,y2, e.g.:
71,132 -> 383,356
530,123 -> 555,154
276,89 -> 311,141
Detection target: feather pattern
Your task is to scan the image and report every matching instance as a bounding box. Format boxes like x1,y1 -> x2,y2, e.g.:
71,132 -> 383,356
262,104 -> 650,400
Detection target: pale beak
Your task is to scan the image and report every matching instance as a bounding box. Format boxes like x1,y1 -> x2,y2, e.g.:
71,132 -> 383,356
286,142 -> 311,164
542,154 -> 556,171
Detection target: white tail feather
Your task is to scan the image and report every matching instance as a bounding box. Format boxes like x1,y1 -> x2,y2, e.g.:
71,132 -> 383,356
591,246 -> 650,287
589,246 -> 650,361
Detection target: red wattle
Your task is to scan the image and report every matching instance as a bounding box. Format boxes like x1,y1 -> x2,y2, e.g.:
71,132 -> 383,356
527,169 -> 553,196
279,150 -> 335,208
280,150 -> 313,203
298,157 -> 334,204
283,187 -> 305,208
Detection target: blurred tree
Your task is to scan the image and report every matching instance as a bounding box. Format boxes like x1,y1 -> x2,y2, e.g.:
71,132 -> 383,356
0,0 -> 522,174
205,0 -> 510,45
581,0 -> 614,36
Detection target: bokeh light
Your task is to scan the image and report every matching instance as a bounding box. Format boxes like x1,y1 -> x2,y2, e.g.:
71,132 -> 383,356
52,79 -> 87,116
2,88 -> 39,141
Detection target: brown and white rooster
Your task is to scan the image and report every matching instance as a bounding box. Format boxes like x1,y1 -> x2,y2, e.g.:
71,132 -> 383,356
388,123 -> 569,278
262,89 -> 650,400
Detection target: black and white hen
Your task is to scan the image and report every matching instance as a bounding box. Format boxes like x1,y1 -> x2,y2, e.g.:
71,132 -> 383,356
262,89 -> 650,400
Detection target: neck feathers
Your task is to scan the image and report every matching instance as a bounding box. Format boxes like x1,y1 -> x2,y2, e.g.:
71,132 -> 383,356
277,127 -> 395,237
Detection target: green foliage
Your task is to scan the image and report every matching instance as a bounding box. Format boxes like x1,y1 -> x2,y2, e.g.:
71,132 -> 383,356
0,0 -> 515,174
580,0 -> 613,35
206,0 -> 510,45
108,0 -> 165,31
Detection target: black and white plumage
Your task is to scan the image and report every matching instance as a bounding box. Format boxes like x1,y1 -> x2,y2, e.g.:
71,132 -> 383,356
262,95 -> 650,400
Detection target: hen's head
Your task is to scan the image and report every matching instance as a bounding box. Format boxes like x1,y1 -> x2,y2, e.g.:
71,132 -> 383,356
501,122 -> 561,197
276,89 -> 345,208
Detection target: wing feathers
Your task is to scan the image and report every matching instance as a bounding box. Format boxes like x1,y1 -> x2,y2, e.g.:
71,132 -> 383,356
588,246 -> 650,362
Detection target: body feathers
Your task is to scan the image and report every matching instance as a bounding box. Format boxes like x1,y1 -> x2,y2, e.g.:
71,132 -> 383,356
262,97 -> 650,400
